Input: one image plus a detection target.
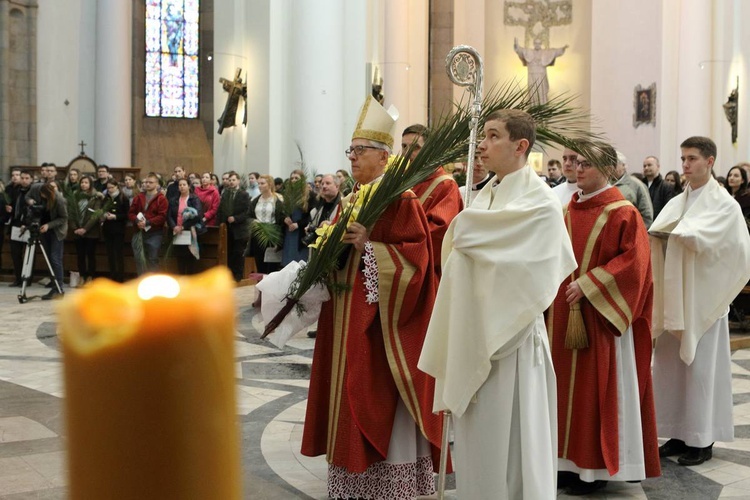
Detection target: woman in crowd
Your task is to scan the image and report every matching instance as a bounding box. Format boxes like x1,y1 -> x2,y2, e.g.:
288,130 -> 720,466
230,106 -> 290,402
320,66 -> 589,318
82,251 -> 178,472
39,182 -> 68,300
336,169 -> 353,195
664,170 -> 683,195
281,169 -> 315,266
167,178 -> 204,275
64,168 -> 80,192
70,175 -> 103,285
195,172 -> 221,226
122,174 -> 138,202
249,174 -> 284,274
725,165 -> 750,228
101,177 -> 130,282
210,173 -> 221,189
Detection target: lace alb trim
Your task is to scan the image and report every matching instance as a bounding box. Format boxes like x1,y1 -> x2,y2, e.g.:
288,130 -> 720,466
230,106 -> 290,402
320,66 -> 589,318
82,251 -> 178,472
327,456 -> 435,500
363,240 -> 379,304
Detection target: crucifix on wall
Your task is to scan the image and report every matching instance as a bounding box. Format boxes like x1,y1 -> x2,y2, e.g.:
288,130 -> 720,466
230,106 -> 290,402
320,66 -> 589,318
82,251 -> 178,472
217,68 -> 248,134
504,0 -> 572,49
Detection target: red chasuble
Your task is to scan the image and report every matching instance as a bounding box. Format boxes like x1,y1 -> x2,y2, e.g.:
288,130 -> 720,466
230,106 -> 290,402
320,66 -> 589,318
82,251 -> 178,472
410,167 -> 463,273
301,192 -> 446,473
548,187 -> 660,478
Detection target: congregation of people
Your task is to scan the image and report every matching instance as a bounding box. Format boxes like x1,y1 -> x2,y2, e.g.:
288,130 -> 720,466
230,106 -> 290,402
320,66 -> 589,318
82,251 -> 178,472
1,96 -> 750,499
0,162 -> 347,299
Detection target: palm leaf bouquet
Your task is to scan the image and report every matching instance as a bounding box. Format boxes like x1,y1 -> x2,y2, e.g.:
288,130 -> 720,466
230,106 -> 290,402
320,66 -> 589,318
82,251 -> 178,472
261,81 -> 608,339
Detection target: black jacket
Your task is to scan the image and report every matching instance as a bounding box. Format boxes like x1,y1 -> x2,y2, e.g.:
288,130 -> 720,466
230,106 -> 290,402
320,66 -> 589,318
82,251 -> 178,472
647,174 -> 675,219
102,191 -> 130,236
218,188 -> 251,240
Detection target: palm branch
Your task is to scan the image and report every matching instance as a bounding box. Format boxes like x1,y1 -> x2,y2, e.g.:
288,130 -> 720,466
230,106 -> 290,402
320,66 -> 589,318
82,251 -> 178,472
262,81 -> 607,337
280,172 -> 309,217
64,189 -> 90,228
251,220 -> 283,248
131,230 -> 147,272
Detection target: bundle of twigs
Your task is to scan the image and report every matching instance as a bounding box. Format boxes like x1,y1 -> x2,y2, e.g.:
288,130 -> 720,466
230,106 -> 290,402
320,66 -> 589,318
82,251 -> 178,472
261,81 -> 608,338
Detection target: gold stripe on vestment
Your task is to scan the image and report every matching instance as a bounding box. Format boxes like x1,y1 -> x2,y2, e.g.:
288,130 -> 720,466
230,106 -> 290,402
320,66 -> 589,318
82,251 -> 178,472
578,268 -> 630,334
372,242 -> 427,436
326,251 -> 361,460
418,174 -> 455,205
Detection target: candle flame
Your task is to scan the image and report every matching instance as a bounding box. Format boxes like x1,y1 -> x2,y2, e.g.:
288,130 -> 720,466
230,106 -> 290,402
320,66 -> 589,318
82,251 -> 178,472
137,275 -> 181,300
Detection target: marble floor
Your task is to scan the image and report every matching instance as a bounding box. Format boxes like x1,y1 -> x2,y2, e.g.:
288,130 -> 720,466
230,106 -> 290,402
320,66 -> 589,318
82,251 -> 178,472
2,282 -> 750,499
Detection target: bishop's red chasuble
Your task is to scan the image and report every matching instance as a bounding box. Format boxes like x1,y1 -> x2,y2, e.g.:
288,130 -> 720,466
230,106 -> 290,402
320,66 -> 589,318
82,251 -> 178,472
548,187 -> 660,478
411,167 -> 463,273
301,192 -> 445,474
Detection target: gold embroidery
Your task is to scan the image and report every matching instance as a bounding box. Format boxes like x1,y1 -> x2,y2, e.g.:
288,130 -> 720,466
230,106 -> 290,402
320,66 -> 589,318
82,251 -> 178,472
373,242 -> 427,435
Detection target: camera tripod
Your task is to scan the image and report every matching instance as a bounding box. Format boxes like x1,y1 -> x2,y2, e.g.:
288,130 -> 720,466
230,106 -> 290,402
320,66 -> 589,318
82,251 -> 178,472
18,230 -> 62,304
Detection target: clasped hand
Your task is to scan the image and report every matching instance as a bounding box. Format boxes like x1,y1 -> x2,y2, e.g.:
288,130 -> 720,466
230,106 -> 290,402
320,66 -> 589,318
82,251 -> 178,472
342,222 -> 369,252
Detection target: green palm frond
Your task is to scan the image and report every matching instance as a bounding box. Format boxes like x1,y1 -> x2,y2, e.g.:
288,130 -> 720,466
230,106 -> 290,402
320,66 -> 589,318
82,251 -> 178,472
281,172 -> 309,217
251,221 -> 283,248
262,80 -> 607,338
131,230 -> 147,271
64,189 -> 90,228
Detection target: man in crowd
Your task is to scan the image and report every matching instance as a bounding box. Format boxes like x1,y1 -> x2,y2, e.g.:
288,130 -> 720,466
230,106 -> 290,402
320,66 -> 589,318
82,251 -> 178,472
247,172 -> 261,199
419,109 -> 576,498
457,155 -> 494,207
547,158 -> 564,187
549,142 -> 660,495
93,165 -> 110,193
128,172 -> 168,275
302,96 -> 446,499
612,151 -> 653,227
304,174 -> 341,246
553,147 -> 579,206
642,155 -> 674,219
651,136 -> 750,466
220,172 -> 230,195
402,123 -> 463,274
218,171 -> 251,282
8,170 -> 32,287
166,165 -> 186,201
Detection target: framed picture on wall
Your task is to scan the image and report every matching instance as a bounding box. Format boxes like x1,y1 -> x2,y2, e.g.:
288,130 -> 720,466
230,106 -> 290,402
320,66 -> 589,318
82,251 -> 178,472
633,83 -> 656,128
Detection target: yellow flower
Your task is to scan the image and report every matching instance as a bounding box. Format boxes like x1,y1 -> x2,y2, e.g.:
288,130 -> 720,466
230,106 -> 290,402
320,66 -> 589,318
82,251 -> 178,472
309,178 -> 383,251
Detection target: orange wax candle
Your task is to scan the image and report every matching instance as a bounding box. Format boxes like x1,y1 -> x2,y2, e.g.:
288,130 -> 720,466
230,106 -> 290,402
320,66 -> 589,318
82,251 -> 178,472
58,268 -> 242,500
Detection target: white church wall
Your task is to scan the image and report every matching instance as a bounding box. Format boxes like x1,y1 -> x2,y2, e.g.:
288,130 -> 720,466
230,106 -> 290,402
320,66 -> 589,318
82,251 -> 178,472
214,0 -> 369,179
37,0 -> 95,165
590,0 -> 662,173
381,0 -> 429,139
709,0 -> 749,173
213,0 -> 253,177
482,0 -> 593,163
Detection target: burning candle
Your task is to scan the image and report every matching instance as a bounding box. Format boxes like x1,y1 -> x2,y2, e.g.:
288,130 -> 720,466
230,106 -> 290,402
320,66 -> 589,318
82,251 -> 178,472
58,268 -> 242,499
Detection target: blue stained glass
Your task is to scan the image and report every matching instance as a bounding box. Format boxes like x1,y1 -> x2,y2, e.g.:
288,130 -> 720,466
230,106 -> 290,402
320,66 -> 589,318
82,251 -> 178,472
145,0 -> 199,118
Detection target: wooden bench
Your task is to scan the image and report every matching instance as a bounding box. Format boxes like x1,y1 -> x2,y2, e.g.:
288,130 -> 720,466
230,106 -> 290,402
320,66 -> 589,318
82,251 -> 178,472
1,224 -> 257,285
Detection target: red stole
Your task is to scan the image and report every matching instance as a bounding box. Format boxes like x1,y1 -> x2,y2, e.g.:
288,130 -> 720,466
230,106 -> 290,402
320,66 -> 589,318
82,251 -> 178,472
548,187 -> 660,478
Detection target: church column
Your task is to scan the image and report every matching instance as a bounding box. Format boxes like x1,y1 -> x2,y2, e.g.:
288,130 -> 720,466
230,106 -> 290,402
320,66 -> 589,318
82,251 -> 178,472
382,0 -> 429,136
289,0 -> 346,173
674,0 -> 712,144
95,1 -> 131,166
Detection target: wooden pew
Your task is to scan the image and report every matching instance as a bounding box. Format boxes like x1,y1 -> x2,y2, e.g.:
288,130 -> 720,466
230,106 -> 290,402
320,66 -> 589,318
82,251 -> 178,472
1,224 -> 256,285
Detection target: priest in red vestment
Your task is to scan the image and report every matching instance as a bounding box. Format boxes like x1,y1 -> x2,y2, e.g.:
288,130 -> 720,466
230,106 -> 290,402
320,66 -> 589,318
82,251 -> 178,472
301,96 -> 445,500
401,124 -> 463,275
549,142 -> 661,495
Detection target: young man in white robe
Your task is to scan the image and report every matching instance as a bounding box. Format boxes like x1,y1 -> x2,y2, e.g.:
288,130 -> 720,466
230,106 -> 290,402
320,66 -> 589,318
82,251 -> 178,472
650,136 -> 750,466
418,109 -> 576,498
552,147 -> 579,206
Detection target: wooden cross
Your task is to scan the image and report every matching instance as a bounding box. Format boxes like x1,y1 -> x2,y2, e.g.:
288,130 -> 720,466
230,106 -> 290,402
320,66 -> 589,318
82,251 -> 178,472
504,0 -> 572,48
217,68 -> 248,134
78,140 -> 87,155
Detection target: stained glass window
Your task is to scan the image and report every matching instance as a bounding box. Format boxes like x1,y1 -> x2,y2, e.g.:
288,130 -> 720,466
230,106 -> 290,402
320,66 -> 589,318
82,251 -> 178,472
145,0 -> 199,118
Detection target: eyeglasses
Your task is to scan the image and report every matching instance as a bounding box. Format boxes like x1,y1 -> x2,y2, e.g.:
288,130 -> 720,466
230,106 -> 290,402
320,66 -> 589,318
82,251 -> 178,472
575,160 -> 593,169
345,145 -> 383,157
